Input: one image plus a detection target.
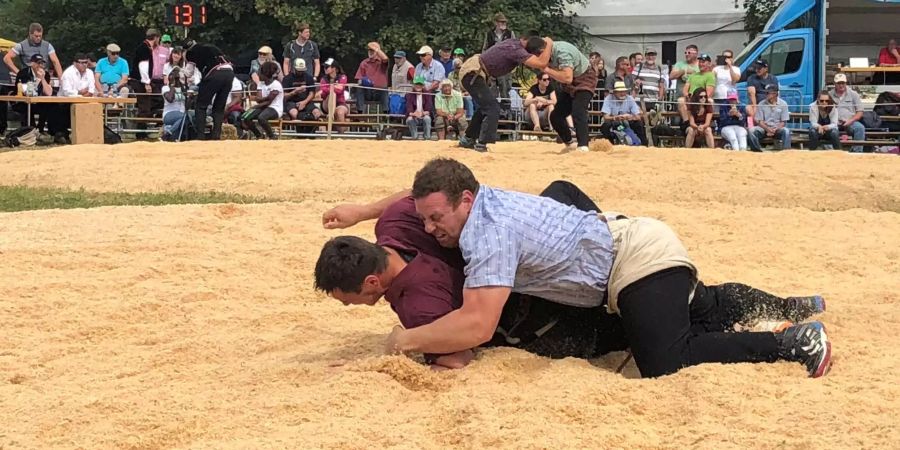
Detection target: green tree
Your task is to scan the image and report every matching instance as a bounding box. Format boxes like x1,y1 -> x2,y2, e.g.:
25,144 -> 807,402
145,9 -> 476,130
743,0 -> 784,40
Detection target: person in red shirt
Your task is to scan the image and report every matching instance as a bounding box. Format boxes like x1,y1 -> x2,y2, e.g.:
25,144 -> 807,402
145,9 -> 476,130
354,41 -> 389,113
877,39 -> 899,84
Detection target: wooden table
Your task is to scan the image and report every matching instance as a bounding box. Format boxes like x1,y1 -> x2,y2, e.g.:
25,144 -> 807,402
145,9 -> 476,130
840,66 -> 900,85
0,95 -> 136,144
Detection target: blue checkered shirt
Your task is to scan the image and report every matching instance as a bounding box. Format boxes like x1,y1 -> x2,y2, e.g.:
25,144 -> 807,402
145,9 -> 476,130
459,185 -> 614,307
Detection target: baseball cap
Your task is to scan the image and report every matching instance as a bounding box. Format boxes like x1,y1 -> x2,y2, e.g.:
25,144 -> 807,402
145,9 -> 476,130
106,43 -> 121,53
393,50 -> 406,58
644,48 -> 657,56
293,58 -> 307,71
834,73 -> 848,83
765,83 -> 779,93
613,81 -> 628,92
146,28 -> 160,38
727,91 -> 739,101
30,54 -> 45,63
453,48 -> 465,56
323,57 -> 335,67
755,59 -> 769,68
161,34 -> 172,43
258,46 -> 273,54
416,45 -> 433,56
698,53 -> 712,62
440,78 -> 453,87
413,75 -> 427,85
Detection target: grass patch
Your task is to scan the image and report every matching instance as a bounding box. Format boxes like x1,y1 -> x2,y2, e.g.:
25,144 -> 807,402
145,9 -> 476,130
0,185 -> 282,213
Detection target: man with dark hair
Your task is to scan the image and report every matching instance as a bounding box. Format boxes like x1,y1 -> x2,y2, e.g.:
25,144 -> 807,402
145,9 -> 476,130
185,41 -> 235,140
128,29 -> 162,138
284,23 -> 321,79
381,158 -> 832,379
543,40 -> 598,153
3,23 -> 64,80
456,35 -> 553,151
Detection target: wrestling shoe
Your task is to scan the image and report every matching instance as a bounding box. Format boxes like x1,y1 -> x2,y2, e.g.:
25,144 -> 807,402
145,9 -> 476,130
472,142 -> 488,152
562,138 -> 577,152
776,321 -> 832,378
458,136 -> 475,149
575,146 -> 590,153
784,295 -> 826,322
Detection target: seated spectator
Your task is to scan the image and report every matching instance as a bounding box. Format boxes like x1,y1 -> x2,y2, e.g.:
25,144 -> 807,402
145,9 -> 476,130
749,84 -> 790,151
59,53 -> 96,97
829,73 -> 865,153
632,48 -> 666,114
447,56 -> 473,119
414,46 -> 445,93
164,47 -> 200,89
391,50 -> 415,93
241,61 -> 283,140
437,47 -> 455,77
712,49 -> 740,105
683,87 -> 715,148
320,58 -> 349,131
746,59 -> 777,123
283,58 -> 322,121
95,43 -> 130,97
680,53 -> 715,124
599,81 -> 644,145
226,77 -> 246,138
405,76 -> 433,139
604,56 -> 635,93
14,53 -> 67,143
354,41 -> 389,114
807,90 -> 841,151
718,92 -> 748,150
250,46 -> 282,88
524,73 -> 556,132
434,79 -> 467,140
161,69 -> 189,141
876,39 -> 899,84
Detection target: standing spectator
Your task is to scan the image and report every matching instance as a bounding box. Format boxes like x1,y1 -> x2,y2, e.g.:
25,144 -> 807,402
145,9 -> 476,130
669,45 -> 699,93
185,41 -> 235,140
604,56 -> 635,94
128,28 -> 162,131
523,73 -> 555,132
746,59 -> 778,122
160,35 -> 173,50
599,81 -> 644,145
749,84 -> 791,151
483,13 -> 516,101
589,52 -> 608,80
283,58 -> 321,121
251,46 -> 283,87
629,52 -> 643,69
59,53 -> 96,97
354,41 -> 389,113
681,53 -> 715,122
414,46 -> 445,93
632,48 -> 666,113
807,90 -> 841,151
95,44 -> 130,97
545,40 -> 599,152
3,23 -> 64,81
152,34 -> 171,88
405,76 -> 433,139
284,23 -> 321,79
320,58 -> 349,131
434,79 -> 467,140
163,47 -> 200,89
437,47 -> 455,76
718,92 -> 749,150
391,50 -> 415,93
588,52 -> 607,120
161,69 -> 188,141
712,49 -> 740,105
829,73 -> 866,152
683,88 -> 714,148
241,61 -> 283,140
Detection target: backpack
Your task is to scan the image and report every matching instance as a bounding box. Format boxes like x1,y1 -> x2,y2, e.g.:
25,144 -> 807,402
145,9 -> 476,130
104,125 -> 123,145
4,126 -> 38,148
873,91 -> 899,117
389,93 -> 406,115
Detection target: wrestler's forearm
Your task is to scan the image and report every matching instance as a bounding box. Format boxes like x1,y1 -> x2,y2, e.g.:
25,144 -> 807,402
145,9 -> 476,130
396,309 -> 493,354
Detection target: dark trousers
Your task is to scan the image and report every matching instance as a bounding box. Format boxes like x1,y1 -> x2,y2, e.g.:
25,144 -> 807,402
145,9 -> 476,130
808,127 -> 842,150
600,120 -> 647,145
550,89 -> 593,146
242,107 -> 279,139
195,68 -> 235,140
539,180 -> 601,212
618,267 -> 780,378
354,87 -> 389,114
462,73 -> 499,144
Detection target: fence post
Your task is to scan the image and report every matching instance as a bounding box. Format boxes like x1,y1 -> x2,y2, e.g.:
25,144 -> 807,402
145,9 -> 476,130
326,90 -> 336,139
640,97 -> 654,147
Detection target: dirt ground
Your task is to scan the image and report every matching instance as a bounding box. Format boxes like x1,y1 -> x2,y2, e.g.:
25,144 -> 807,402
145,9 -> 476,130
1,140 -> 899,449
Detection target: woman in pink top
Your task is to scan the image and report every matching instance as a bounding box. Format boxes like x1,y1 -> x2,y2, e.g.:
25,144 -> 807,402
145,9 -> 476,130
320,58 -> 349,131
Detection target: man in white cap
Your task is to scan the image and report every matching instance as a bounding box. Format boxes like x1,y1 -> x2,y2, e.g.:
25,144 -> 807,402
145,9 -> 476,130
829,73 -> 866,152
414,45 -> 445,93
282,58 -> 321,121
94,43 -> 130,97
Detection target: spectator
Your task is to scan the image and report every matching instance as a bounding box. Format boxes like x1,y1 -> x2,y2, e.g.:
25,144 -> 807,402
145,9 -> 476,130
632,48 -> 667,113
390,50 -> 415,93
283,58 -> 321,121
483,13 -> 516,99
320,58 -> 349,131
749,84 -> 790,151
600,81 -> 644,145
829,73 -> 865,152
284,23 -> 321,79
152,34 -> 171,87
629,52 -> 643,69
604,56 -> 635,93
876,39 -> 899,84
405,76 -> 433,139
241,61 -> 283,140
683,87 -> 714,148
718,91 -> 749,150
354,41 -> 389,114
161,69 -> 188,141
712,49 -> 741,106
128,29 -> 162,127
163,47 -> 200,89
414,46 -> 445,92
669,44 -> 699,98
95,44 -> 130,97
588,52 -> 607,117
438,47 -> 455,76
746,59 -> 778,121
59,53 -> 96,97
251,46 -> 283,87
680,53 -> 715,122
226,77 -> 246,138
434,78 -> 467,140
14,54 -> 65,142
453,48 -> 466,60
3,23 -> 64,81
447,55 -> 474,119
523,73 -> 556,132
807,90 -> 841,151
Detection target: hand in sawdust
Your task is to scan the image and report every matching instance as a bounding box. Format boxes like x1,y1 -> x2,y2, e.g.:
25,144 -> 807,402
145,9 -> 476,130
384,324 -> 406,355
322,204 -> 367,229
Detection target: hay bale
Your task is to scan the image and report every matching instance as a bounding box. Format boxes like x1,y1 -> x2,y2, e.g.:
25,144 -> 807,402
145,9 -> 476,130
221,124 -> 239,140
589,139 -> 614,153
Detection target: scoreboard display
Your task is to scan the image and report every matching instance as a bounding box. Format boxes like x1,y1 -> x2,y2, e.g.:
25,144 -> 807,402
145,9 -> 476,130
165,2 -> 208,27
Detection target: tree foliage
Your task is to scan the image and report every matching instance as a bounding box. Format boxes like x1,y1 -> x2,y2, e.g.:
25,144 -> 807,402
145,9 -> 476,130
743,0 -> 784,40
0,0 -> 588,71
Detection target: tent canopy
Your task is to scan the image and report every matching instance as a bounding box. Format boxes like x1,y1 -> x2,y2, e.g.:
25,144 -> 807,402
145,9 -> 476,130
0,38 -> 17,52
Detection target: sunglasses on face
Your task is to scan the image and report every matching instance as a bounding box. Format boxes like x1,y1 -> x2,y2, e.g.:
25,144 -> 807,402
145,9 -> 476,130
698,95 -> 707,99
818,99 -> 831,103
541,78 -> 550,81
685,51 -> 697,55
76,60 -> 89,64
109,52 -> 119,56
